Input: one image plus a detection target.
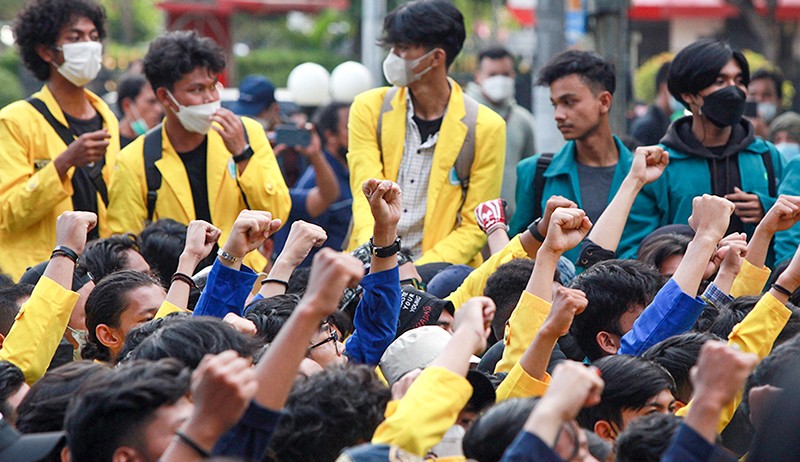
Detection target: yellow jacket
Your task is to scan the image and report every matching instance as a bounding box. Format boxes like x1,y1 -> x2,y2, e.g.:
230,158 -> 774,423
0,276 -> 78,384
107,118 -> 290,270
347,81 -> 506,266
0,86 -> 118,280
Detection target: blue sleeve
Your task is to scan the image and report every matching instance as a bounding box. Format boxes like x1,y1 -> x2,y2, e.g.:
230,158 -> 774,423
661,423 -> 736,462
212,401 -> 283,460
499,431 -> 565,462
619,278 -> 705,356
192,260 -> 258,318
344,266 -> 401,365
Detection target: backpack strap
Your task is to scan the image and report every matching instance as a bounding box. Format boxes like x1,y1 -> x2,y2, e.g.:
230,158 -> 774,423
454,94 -> 479,226
143,119 -> 253,222
27,97 -> 109,206
143,123 -> 164,222
760,149 -> 777,198
376,87 -> 399,157
532,153 -> 555,219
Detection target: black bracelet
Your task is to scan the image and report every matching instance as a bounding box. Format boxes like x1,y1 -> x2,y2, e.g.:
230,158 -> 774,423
262,278 -> 289,288
171,272 -> 197,289
51,245 -> 79,264
174,430 -> 211,458
772,283 -> 793,297
527,217 -> 546,243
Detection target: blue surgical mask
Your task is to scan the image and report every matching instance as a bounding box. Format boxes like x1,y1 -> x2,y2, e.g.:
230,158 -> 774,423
776,142 -> 800,162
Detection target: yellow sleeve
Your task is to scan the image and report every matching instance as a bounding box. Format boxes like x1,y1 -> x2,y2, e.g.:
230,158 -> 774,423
676,292 -> 790,431
0,276 -> 78,384
372,367 -> 472,456
0,113 -> 72,234
347,91 -> 387,250
238,118 -> 291,226
415,112 -> 506,266
496,365 -> 551,402
154,300 -> 186,319
107,142 -> 148,235
445,236 -> 529,311
495,291 -> 552,374
730,259 -> 771,298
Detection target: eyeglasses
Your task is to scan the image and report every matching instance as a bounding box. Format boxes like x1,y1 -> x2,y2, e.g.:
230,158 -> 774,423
308,329 -> 340,356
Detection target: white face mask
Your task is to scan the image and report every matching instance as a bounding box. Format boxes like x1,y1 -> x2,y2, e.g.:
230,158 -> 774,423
758,102 -> 778,123
167,90 -> 220,135
382,48 -> 436,87
776,142 -> 800,160
66,325 -> 88,361
56,41 -> 103,87
481,75 -> 515,103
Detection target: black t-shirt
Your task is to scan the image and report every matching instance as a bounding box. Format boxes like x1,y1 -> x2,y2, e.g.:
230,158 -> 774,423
176,139 -> 212,223
413,115 -> 443,143
64,112 -> 103,240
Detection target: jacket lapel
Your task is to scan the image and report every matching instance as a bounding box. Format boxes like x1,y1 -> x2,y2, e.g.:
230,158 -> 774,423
382,87 -> 408,181
425,80 -> 467,231
206,131 -> 232,221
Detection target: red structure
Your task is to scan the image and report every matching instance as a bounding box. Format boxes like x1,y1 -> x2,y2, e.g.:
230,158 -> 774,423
157,0 -> 349,84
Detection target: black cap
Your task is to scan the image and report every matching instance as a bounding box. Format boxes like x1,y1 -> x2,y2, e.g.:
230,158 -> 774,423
0,418 -> 64,462
395,286 -> 454,339
18,261 -> 93,292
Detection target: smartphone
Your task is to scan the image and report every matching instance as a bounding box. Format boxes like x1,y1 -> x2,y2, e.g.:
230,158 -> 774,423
744,101 -> 758,118
274,124 -> 311,147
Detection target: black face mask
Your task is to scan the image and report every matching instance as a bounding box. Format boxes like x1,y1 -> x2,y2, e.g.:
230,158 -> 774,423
700,85 -> 746,128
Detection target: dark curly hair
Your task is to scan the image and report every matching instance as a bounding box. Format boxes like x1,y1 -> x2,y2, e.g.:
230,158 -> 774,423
14,0 -> 107,81
143,30 -> 225,92
268,365 -> 391,462
0,361 -> 25,425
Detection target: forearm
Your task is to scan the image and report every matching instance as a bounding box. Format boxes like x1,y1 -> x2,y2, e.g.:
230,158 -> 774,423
164,253 -> 201,311
258,258 -> 295,298
254,307 -> 320,409
518,330 -> 559,382
524,406 -> 566,447
587,177 -> 642,252
529,248 -> 560,302
371,222 -> 398,273
305,153 -> 340,218
746,224 -> 773,270
672,234 -> 718,295
430,328 -> 482,377
487,228 -> 511,255
684,400 -> 725,444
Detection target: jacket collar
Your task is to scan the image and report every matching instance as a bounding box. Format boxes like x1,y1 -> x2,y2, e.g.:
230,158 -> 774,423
36,84 -> 114,130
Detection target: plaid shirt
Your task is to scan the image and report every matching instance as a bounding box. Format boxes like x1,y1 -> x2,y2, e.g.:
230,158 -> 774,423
396,94 -> 439,259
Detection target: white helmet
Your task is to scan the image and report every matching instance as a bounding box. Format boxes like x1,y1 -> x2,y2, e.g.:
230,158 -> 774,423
287,62 -> 330,107
330,61 -> 374,103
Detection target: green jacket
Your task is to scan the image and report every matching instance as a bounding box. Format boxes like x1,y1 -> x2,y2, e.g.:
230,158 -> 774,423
509,135 -> 664,263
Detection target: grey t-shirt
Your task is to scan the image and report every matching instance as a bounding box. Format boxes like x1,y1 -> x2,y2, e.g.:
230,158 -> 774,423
576,163 -> 617,224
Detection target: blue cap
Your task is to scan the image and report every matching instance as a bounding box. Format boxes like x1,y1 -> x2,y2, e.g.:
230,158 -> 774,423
426,264 -> 473,299
231,75 -> 276,117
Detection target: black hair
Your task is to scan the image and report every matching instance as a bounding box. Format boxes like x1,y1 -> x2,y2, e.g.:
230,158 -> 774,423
775,306 -> 800,348
743,332 -> 800,421
577,355 -> 675,431
637,233 -> 691,275
82,270 -> 163,362
536,50 -> 616,95
380,0 -> 465,68
570,260 -> 665,361
244,294 -> 301,344
463,397 -> 538,462
0,361 -> 25,425
615,413 -> 682,462
287,266 -> 311,296
268,365 -> 391,462
16,361 -> 111,433
707,295 -> 759,340
0,284 -> 33,336
143,30 -> 225,92
483,259 -> 535,340
668,39 -> 750,108
14,0 -> 107,81
478,47 -> 514,65
655,61 -> 671,90
64,359 -> 190,462
80,234 -> 142,282
313,101 -> 350,141
115,312 -> 190,364
642,332 -> 719,403
138,219 -> 217,289
128,316 -> 260,369
116,74 -> 148,113
750,68 -> 783,101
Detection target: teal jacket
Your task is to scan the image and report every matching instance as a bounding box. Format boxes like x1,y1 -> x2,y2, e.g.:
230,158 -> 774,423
509,135 -> 665,263
774,155 -> 800,264
656,118 -> 783,240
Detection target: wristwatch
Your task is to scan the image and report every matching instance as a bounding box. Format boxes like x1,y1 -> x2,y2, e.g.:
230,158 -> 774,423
232,144 -> 254,163
370,237 -> 401,258
527,217 -> 546,243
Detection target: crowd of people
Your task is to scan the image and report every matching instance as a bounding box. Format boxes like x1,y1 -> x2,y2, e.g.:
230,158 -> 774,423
2,0 -> 800,461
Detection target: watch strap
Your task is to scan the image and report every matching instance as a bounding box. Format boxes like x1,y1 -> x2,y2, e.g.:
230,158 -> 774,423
370,237 -> 401,258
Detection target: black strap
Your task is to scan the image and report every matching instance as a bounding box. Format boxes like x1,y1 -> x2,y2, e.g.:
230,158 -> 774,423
532,153 -> 554,219
27,97 -> 109,206
142,120 -> 252,222
760,149 -> 777,198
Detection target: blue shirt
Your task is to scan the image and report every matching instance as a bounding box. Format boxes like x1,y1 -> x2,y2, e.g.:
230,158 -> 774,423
272,149 -> 352,267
